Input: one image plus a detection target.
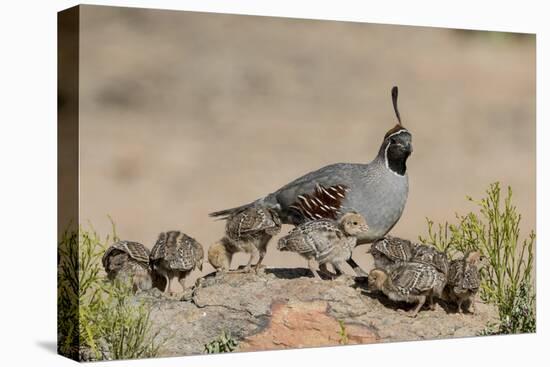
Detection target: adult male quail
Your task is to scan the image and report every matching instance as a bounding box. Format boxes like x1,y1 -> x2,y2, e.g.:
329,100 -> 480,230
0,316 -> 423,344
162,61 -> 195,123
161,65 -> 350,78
102,240 -> 152,292
210,86 -> 412,275
208,207 -> 282,273
369,236 -> 449,275
368,262 -> 446,318
277,212 -> 369,279
446,251 -> 481,314
150,231 -> 204,295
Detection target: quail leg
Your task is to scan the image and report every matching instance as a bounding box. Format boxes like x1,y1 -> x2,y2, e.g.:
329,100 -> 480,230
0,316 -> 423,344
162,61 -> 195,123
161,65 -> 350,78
470,298 -> 477,314
346,257 -> 368,277
457,299 -> 463,313
428,294 -> 436,311
318,263 -> 337,278
332,262 -> 347,277
308,259 -> 322,280
233,248 -> 258,273
409,296 -> 426,318
178,275 -> 186,292
160,271 -> 170,295
254,250 -> 266,273
166,276 -> 173,295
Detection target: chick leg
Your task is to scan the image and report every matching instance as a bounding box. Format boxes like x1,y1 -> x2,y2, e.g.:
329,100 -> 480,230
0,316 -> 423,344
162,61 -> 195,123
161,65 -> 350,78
254,250 -> 266,273
158,268 -> 170,295
428,293 -> 436,310
178,275 -> 186,292
456,299 -> 463,314
166,276 -> 173,295
346,257 -> 368,277
319,263 -> 337,278
409,296 -> 426,318
308,259 -> 322,280
470,298 -> 477,314
233,247 -> 258,273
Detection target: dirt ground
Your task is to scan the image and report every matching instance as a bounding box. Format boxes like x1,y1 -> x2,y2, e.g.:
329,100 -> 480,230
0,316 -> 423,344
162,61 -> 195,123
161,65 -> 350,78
72,5 -> 535,286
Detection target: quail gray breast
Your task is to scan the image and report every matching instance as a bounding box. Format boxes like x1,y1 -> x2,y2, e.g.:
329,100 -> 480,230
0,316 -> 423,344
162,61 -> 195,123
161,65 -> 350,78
446,251 -> 481,314
209,207 -> 282,273
210,86 -> 412,276
277,212 -> 369,279
102,240 -> 152,292
150,231 -> 204,295
368,262 -> 446,317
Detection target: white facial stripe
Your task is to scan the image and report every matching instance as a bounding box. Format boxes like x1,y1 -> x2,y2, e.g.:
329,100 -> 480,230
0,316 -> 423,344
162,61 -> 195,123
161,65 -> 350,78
386,129 -> 409,140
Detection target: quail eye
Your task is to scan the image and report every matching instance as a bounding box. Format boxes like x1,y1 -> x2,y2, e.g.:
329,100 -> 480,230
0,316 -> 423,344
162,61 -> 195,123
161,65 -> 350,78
353,221 -> 358,225
390,137 -> 397,145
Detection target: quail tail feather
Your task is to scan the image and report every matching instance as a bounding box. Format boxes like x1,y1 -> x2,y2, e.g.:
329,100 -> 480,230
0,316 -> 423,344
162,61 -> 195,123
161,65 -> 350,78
209,198 -> 263,219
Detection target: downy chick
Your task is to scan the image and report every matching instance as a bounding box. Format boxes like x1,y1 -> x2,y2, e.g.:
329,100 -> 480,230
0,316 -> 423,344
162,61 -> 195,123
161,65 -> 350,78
277,212 -> 369,279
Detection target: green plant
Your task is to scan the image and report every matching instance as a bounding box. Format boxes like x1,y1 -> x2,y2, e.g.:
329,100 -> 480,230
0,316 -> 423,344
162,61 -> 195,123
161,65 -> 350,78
337,320 -> 349,345
420,182 -> 535,334
58,223 -> 164,361
204,331 -> 239,354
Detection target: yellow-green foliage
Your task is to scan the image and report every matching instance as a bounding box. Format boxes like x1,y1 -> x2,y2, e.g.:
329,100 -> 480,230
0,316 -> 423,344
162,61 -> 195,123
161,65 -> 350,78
420,183 -> 535,333
338,320 -> 349,345
58,224 -> 163,361
203,331 -> 238,354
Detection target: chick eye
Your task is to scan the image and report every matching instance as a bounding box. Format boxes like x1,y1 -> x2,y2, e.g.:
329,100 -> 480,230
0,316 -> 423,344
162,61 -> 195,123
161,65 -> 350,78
353,221 -> 358,225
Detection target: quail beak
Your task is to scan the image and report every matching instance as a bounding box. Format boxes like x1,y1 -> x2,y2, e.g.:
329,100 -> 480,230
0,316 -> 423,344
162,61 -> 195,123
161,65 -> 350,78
198,262 -> 203,272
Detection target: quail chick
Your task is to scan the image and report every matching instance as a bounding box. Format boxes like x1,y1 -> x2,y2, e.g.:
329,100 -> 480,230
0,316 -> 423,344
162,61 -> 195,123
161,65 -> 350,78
102,241 -> 152,292
411,244 -> 449,276
369,236 -> 449,275
368,262 -> 446,317
211,87 -> 413,277
368,236 -> 416,272
277,212 -> 369,279
215,206 -> 281,273
207,237 -> 239,272
446,251 -> 481,314
150,231 -> 204,295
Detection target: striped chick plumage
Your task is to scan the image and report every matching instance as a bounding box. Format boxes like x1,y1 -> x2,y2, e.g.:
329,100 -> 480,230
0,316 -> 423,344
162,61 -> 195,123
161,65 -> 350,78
150,231 -> 204,295
102,241 -> 152,292
368,262 -> 446,317
209,207 -> 282,273
446,251 -> 481,313
277,212 -> 369,279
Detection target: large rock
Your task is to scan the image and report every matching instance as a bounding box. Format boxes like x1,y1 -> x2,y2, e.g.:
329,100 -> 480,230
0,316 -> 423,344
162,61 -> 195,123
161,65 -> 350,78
137,268 -> 498,357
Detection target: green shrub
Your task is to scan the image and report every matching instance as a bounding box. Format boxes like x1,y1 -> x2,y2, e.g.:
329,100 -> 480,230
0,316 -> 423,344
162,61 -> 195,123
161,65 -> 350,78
420,182 -> 535,334
58,224 -> 163,361
204,331 -> 239,354
338,320 -> 349,345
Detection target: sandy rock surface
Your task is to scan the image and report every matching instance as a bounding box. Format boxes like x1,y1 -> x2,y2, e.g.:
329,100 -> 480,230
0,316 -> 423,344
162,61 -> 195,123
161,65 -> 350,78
136,268 -> 498,357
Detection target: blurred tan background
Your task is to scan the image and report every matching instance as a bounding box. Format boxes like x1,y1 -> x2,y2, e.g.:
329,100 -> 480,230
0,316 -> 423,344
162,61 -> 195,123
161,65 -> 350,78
76,5 -> 535,283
